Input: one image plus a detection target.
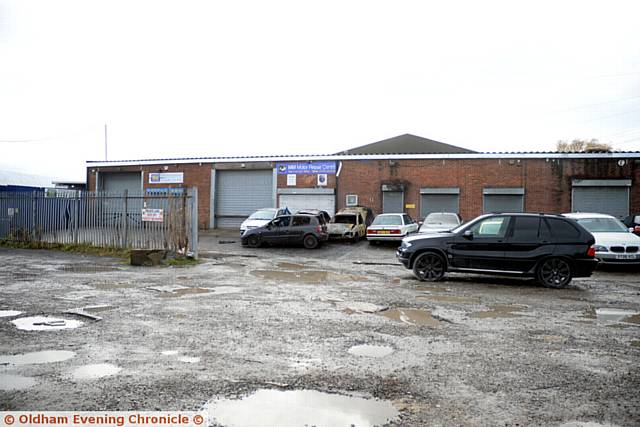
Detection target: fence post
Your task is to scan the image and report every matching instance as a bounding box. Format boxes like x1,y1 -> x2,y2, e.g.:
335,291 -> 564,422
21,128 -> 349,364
190,187 -> 198,258
31,191 -> 36,242
123,189 -> 128,248
74,190 -> 79,245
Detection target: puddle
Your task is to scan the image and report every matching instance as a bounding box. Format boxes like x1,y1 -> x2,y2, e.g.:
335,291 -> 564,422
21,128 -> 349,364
470,304 -> 527,319
160,288 -> 211,298
204,389 -> 399,427
178,356 -> 200,363
252,269 -> 329,283
70,363 -> 121,381
80,305 -> 114,313
0,374 -> 37,391
0,310 -> 22,318
11,316 -> 83,331
0,350 -> 75,366
92,282 -> 134,290
59,265 -> 120,273
378,308 -> 440,327
593,308 -> 640,324
417,295 -> 480,304
276,262 -> 308,270
348,344 -> 394,358
339,302 -> 387,314
161,350 -> 180,356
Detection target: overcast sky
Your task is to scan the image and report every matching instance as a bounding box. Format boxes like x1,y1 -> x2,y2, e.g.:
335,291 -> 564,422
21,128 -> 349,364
1,0 -> 639,182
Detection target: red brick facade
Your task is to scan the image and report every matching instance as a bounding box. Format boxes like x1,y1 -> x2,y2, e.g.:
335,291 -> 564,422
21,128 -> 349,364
87,156 -> 639,229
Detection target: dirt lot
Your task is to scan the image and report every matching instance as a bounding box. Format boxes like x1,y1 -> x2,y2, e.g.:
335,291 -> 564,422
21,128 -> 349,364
1,231 -> 639,426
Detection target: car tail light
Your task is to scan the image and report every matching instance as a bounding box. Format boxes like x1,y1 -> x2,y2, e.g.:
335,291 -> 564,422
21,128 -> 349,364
635,225 -> 640,233
368,230 -> 377,234
316,225 -> 322,233
390,230 -> 401,234
587,245 -> 596,257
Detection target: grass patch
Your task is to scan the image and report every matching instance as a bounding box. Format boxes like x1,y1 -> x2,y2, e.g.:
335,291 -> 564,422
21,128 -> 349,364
166,256 -> 199,267
0,240 -> 131,258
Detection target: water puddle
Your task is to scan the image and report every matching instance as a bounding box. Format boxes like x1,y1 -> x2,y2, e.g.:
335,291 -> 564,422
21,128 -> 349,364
470,304 -> 527,319
0,373 -> 37,391
252,269 -> 329,283
378,308 -> 440,327
0,350 -> 75,366
348,344 -> 394,358
177,356 -> 200,364
0,310 -> 22,318
161,350 -> 180,356
59,265 -> 120,273
11,316 -> 83,331
417,295 -> 480,304
276,262 -> 307,270
70,363 -> 121,381
204,389 -> 399,427
80,305 -> 114,313
592,308 -> 640,324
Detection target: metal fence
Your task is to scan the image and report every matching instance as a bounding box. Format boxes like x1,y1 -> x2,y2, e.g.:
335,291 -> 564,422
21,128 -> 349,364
0,188 -> 198,257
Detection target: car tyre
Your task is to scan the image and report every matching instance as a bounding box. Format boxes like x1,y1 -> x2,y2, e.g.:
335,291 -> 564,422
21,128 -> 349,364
537,257 -> 572,288
412,252 -> 446,282
246,234 -> 261,248
303,234 -> 319,249
351,234 -> 359,244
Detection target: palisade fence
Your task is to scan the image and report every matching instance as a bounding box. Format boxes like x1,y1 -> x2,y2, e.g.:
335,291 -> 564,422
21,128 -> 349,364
0,188 -> 198,257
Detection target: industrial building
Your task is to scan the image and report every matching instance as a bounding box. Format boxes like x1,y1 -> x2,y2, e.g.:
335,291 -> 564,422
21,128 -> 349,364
86,134 -> 640,229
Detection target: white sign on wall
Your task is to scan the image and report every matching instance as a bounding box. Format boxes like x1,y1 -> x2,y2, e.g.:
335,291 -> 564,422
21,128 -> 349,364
287,174 -> 296,186
148,172 -> 184,184
317,174 -> 327,186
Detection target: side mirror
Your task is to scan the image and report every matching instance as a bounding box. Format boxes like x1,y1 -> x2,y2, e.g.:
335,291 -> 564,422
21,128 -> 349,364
629,227 -> 635,233
463,230 -> 474,239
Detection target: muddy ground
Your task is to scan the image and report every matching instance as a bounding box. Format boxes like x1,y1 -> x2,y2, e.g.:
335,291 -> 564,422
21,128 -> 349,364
1,231 -> 639,426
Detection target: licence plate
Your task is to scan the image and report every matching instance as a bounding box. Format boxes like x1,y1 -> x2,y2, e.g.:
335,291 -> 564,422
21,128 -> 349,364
615,254 -> 637,259
378,230 -> 390,234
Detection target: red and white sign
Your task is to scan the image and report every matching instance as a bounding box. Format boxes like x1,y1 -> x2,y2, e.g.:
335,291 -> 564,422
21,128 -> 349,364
142,209 -> 164,222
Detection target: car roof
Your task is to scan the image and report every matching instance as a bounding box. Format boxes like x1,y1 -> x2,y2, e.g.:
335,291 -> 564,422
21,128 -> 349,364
562,212 -> 616,219
376,213 -> 404,216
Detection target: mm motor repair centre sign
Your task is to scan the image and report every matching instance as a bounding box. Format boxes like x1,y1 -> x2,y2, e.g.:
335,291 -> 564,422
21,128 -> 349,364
276,162 -> 336,174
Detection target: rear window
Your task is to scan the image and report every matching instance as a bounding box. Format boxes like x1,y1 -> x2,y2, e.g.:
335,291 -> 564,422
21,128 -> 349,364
575,217 -> 628,233
292,216 -> 311,226
510,216 -> 540,241
425,213 -> 459,225
372,215 -> 402,226
546,218 -> 580,241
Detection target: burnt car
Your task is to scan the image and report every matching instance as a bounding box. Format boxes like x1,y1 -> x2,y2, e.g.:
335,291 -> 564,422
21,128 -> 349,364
396,213 -> 598,287
327,207 -> 372,242
241,214 -> 328,249
622,213 -> 640,236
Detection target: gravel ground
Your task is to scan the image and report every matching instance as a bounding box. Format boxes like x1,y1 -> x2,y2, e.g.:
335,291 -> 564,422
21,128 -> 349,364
0,232 -> 639,426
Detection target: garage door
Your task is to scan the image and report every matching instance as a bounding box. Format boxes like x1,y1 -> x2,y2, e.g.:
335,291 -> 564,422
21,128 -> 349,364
420,188 -> 459,218
483,188 -> 524,213
215,170 -> 274,228
382,191 -> 404,213
279,193 -> 335,216
99,172 -> 143,215
572,183 -> 629,218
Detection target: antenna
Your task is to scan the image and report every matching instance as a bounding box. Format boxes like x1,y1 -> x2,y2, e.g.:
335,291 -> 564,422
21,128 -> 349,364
104,123 -> 108,161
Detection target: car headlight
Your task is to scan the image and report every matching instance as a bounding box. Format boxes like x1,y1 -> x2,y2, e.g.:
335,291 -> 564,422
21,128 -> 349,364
401,241 -> 412,249
593,245 -> 608,252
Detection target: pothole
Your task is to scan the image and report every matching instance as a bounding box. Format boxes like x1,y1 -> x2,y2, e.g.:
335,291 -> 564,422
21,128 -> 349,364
70,363 -> 121,381
378,308 -> 440,327
593,308 -> 640,324
339,302 -> 387,314
252,270 -> 329,283
0,310 -> 22,318
0,350 -> 75,366
470,304 -> 528,319
11,316 -> 84,331
276,262 -> 308,270
0,373 -> 37,391
348,344 -> 394,358
204,389 -> 400,427
417,295 -> 480,304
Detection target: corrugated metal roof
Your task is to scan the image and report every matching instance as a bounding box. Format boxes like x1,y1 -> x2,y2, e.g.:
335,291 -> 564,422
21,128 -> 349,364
335,134 -> 476,155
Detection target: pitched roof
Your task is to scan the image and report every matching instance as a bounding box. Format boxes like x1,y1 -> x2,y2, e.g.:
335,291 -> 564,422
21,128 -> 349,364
336,134 -> 475,155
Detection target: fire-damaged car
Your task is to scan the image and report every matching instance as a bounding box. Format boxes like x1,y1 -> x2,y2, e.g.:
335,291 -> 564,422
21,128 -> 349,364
327,207 -> 373,243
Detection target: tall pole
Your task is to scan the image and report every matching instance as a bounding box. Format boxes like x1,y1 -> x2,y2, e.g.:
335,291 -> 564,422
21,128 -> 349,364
104,123 -> 108,161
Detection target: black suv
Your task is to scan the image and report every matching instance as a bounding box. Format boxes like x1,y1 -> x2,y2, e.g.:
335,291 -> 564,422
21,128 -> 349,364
241,214 -> 328,249
396,213 -> 597,287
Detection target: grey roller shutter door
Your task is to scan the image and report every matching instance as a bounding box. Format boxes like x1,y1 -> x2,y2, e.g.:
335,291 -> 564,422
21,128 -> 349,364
573,187 -> 629,218
100,172 -> 142,215
483,195 -> 523,213
215,170 -> 273,228
382,191 -> 404,213
420,194 -> 459,217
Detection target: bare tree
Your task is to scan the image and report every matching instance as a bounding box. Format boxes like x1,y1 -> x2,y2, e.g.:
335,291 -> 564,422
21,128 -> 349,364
556,138 -> 612,152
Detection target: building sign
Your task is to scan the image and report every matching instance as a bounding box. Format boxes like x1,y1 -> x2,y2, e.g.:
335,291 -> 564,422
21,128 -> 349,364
276,162 -> 336,175
146,188 -> 184,194
142,208 -> 164,222
317,174 -> 327,186
148,172 -> 184,184
287,174 -> 297,186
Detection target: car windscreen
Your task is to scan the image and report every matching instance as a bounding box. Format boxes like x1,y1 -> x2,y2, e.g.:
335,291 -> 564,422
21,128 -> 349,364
248,210 -> 276,220
575,217 -> 629,233
371,215 -> 402,226
332,215 -> 356,224
424,213 -> 459,226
